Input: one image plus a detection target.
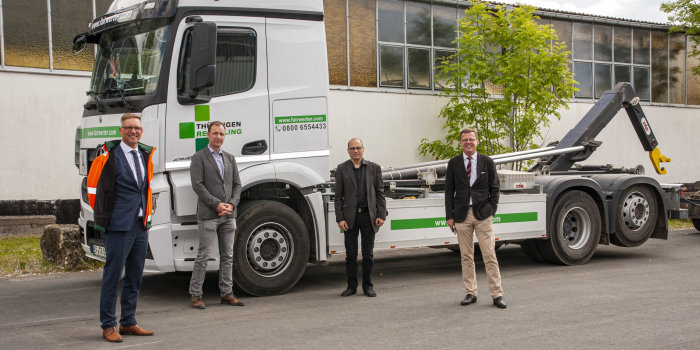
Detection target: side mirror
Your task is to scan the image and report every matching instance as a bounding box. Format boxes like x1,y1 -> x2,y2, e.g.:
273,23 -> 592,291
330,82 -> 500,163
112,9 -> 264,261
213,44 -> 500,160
72,33 -> 88,54
188,22 -> 217,98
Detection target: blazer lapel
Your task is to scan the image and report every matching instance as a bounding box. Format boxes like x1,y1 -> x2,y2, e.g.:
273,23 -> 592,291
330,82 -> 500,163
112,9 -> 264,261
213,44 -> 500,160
455,156 -> 469,188
475,154 -> 487,184
223,153 -> 233,197
364,160 -> 372,195
345,161 -> 356,191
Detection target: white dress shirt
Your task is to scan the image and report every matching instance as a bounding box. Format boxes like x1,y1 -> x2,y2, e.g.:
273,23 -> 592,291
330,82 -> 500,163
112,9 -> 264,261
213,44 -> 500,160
208,145 -> 225,180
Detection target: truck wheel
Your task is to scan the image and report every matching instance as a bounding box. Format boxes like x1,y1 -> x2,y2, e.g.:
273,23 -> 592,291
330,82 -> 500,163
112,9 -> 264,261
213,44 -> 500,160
541,190 -> 601,265
232,200 -> 309,296
610,185 -> 658,247
693,219 -> 700,232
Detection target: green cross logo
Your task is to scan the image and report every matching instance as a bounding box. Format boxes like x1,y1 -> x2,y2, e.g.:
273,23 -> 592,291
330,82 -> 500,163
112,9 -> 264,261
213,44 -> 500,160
179,105 -> 211,151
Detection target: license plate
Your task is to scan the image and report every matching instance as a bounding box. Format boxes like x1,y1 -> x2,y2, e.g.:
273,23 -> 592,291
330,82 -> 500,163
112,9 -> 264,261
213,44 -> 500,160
92,244 -> 106,259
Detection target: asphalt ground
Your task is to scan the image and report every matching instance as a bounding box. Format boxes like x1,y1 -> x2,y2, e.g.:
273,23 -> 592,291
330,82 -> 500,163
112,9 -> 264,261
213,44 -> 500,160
1,229 -> 700,349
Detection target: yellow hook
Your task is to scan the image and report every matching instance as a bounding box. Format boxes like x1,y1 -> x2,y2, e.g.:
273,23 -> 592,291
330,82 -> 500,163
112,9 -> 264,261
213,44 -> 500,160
648,148 -> 671,175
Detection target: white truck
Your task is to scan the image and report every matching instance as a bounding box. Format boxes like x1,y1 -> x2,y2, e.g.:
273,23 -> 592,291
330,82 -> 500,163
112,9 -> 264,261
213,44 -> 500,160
73,0 -> 685,296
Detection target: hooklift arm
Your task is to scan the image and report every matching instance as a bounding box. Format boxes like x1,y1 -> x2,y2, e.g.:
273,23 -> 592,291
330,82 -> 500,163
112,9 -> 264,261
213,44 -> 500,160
533,82 -> 671,174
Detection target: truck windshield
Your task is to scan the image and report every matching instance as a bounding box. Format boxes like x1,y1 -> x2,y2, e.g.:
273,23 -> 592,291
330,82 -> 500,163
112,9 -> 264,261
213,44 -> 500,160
89,23 -> 169,99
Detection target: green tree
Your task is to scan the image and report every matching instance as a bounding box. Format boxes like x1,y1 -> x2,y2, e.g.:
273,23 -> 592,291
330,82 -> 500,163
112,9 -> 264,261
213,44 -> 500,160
419,0 -> 576,169
661,0 -> 700,75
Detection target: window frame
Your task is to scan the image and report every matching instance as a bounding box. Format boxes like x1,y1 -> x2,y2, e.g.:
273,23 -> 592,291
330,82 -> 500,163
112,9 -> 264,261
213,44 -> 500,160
376,0 -> 459,91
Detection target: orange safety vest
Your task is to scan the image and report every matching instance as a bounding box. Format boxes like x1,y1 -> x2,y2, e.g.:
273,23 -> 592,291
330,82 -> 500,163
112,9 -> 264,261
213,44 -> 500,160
86,140 -> 155,231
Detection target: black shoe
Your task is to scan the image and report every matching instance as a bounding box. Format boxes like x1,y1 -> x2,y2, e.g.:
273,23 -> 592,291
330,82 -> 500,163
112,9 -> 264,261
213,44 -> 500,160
493,296 -> 507,309
340,288 -> 357,297
460,294 -> 477,305
363,286 -> 376,297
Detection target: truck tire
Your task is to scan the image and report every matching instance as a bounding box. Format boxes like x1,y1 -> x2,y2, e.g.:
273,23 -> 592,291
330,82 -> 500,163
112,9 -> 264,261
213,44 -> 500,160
693,219 -> 700,232
610,185 -> 658,247
540,190 -> 601,265
232,200 -> 309,296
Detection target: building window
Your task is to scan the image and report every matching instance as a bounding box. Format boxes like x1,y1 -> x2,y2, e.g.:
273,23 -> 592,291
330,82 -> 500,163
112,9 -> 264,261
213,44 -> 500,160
3,1 -> 50,69
0,0 -> 113,72
668,33 -> 686,104
595,63 -> 612,98
574,61 -> 593,98
562,20 -> 652,101
651,30 -> 669,103
377,0 -> 458,90
614,27 -> 632,63
379,45 -> 404,87
52,0 -> 95,71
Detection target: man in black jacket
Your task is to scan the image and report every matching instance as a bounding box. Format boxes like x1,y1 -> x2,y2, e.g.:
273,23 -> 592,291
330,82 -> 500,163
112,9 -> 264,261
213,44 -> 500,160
334,138 -> 386,297
445,128 -> 506,309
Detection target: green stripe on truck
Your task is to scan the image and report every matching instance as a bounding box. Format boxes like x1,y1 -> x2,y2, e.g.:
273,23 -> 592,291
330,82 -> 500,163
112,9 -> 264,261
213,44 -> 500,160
390,212 -> 538,230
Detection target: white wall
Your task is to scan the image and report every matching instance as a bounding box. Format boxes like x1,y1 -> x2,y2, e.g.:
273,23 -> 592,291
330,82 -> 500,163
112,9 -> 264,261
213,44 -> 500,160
0,71 -> 90,200
539,103 -> 700,184
0,73 -> 697,201
328,89 -> 700,185
328,89 -> 449,168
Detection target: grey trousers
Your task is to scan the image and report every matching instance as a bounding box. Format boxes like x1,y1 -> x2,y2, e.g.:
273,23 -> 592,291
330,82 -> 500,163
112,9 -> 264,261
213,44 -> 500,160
189,217 -> 237,297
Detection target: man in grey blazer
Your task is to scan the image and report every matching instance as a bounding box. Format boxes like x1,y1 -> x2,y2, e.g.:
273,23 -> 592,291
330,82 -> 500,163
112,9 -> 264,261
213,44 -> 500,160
189,121 -> 244,308
335,138 -> 387,297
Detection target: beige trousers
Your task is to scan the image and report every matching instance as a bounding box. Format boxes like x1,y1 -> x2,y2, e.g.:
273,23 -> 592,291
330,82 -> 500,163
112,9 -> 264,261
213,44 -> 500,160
455,208 -> 503,299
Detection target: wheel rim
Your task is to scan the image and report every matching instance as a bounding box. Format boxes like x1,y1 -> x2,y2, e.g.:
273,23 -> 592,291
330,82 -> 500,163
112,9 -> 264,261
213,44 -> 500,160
246,222 -> 293,277
621,192 -> 650,230
559,206 -> 591,250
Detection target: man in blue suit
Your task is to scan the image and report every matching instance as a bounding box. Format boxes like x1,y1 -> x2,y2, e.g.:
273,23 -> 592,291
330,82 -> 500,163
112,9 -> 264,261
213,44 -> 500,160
89,113 -> 155,342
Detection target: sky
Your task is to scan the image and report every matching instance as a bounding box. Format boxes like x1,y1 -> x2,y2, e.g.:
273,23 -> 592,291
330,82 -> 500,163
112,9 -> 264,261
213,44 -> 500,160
496,0 -> 669,24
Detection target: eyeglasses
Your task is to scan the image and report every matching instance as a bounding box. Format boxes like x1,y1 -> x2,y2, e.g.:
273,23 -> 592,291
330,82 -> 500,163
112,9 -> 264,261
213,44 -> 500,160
348,147 -> 363,151
461,138 -> 477,143
121,126 -> 142,131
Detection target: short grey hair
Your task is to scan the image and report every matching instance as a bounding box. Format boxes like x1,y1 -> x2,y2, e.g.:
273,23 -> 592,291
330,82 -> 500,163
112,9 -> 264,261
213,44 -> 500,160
347,138 -> 364,148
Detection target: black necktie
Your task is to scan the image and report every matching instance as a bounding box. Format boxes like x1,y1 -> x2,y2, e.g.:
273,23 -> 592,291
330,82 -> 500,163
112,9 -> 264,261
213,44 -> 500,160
131,150 -> 143,188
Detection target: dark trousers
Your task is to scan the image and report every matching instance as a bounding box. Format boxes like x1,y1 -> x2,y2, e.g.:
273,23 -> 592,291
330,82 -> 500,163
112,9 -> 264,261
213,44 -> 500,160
100,218 -> 148,330
344,211 -> 375,290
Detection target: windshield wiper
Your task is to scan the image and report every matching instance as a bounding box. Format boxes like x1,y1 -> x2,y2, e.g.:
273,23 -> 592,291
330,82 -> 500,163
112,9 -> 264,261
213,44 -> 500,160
85,90 -> 106,112
101,86 -> 136,111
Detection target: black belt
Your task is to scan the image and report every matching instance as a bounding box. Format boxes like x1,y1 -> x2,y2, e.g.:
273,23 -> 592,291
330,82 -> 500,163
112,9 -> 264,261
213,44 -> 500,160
356,207 -> 369,213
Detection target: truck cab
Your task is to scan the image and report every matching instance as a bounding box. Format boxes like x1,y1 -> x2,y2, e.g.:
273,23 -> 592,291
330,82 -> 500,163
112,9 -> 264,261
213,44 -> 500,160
76,0 -> 330,295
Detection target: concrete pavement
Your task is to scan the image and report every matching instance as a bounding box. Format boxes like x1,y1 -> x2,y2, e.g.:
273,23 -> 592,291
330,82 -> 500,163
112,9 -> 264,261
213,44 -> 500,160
1,229 -> 700,349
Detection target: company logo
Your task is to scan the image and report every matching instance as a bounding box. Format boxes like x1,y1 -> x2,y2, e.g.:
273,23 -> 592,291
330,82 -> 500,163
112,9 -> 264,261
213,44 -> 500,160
641,117 -> 651,135
179,105 -> 242,151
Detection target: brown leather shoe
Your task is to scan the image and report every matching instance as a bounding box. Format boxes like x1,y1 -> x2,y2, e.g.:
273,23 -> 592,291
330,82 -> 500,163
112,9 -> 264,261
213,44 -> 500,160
191,295 -> 206,309
102,326 -> 123,342
221,293 -> 245,306
119,324 -> 154,336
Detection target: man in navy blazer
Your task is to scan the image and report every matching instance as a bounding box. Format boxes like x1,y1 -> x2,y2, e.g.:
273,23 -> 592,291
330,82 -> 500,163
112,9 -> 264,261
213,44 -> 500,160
445,127 -> 507,309
92,114 -> 155,342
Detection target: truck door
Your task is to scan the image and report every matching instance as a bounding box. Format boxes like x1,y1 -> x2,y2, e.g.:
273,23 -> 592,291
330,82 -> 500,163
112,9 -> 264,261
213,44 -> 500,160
165,16 -> 269,217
